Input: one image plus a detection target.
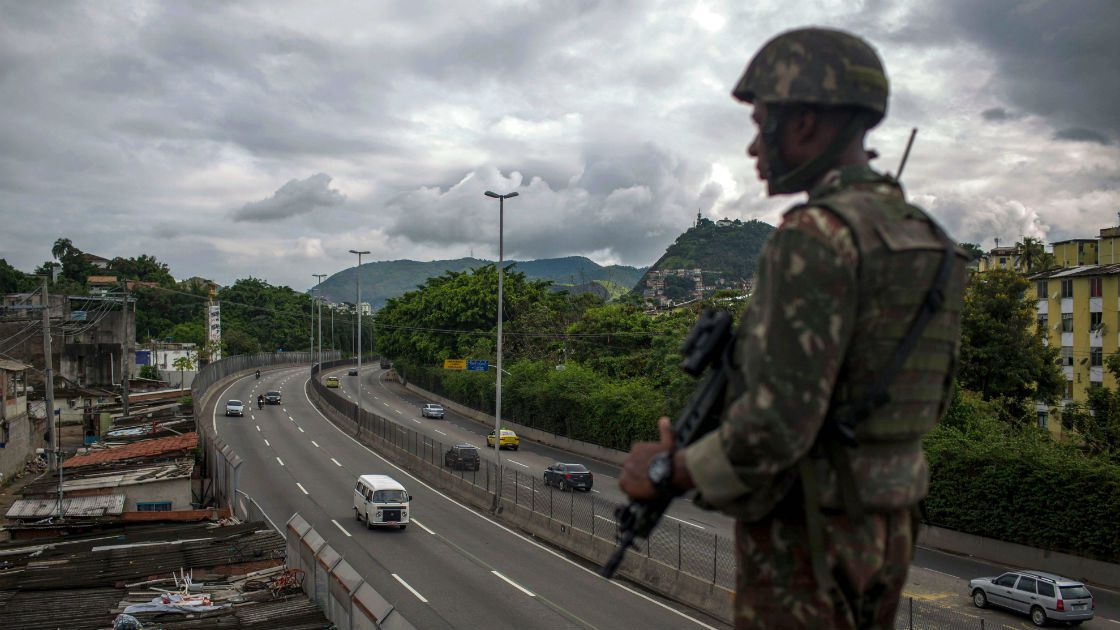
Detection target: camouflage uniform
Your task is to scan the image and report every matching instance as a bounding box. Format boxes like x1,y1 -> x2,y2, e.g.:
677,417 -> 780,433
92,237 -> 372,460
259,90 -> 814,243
682,29 -> 968,630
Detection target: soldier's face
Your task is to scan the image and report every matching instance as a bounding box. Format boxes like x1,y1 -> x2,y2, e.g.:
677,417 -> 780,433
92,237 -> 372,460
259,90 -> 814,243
747,103 -> 769,182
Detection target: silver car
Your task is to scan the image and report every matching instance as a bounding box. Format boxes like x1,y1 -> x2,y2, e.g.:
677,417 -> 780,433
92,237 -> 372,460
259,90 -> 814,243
970,570 -> 1094,626
421,403 -> 444,419
224,399 -> 245,417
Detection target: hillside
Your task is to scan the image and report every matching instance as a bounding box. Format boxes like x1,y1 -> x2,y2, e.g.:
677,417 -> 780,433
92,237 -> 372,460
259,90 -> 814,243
313,256 -> 646,308
635,218 -> 774,304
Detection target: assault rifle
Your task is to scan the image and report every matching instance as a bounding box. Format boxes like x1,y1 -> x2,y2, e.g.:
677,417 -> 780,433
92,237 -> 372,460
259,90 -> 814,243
601,308 -> 735,579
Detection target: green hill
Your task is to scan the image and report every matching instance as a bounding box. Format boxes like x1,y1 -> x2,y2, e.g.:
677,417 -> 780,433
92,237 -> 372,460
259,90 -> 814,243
635,218 -> 774,303
313,256 -> 646,309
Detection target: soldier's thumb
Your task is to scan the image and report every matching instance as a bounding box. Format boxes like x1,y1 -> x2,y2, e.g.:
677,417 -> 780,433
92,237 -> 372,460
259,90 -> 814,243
658,416 -> 674,448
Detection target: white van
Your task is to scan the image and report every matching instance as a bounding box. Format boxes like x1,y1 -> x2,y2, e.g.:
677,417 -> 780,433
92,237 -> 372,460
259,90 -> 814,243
353,474 -> 411,529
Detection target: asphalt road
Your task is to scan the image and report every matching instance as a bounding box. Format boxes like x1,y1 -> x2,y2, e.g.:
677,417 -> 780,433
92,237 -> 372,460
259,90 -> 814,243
213,366 -> 731,630
329,365 -> 1120,629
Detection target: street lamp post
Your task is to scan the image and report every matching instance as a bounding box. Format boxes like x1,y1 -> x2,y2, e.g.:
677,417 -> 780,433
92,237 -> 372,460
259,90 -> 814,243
349,250 -> 370,413
313,274 -> 327,368
484,190 -> 518,478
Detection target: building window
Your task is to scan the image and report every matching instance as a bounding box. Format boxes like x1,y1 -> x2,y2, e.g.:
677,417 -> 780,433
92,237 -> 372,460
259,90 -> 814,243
999,257 -> 1007,266
1036,280 -> 1048,299
1066,380 -> 1074,399
1091,312 -> 1103,331
1090,381 -> 1104,390
1061,313 -> 1073,333
1037,411 -> 1048,429
1091,347 -> 1103,367
1061,279 -> 1074,298
136,502 -> 172,512
1091,277 -> 1103,297
1037,313 -> 1048,332
1061,346 -> 1073,366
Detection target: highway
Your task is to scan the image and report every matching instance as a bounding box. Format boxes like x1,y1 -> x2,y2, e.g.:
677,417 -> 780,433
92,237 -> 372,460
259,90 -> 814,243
212,366 -> 732,630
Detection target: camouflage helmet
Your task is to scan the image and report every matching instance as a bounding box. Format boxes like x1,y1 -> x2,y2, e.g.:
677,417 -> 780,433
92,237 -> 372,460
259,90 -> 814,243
733,27 -> 889,128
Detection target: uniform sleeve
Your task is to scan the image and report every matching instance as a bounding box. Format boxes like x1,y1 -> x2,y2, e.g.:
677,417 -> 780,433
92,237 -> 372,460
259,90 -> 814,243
683,206 -> 859,509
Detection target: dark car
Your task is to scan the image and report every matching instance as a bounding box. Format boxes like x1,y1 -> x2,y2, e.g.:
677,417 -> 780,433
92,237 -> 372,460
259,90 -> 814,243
347,367 -> 358,376
544,463 -> 593,492
444,444 -> 480,471
265,390 -> 282,405
379,359 -> 391,369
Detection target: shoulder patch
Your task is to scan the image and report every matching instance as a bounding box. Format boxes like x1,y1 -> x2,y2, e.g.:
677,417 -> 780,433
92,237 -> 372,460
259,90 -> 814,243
780,206 -> 859,267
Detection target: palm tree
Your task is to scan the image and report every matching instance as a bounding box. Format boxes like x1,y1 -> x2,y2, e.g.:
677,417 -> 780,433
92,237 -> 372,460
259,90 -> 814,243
1017,236 -> 1047,273
172,354 -> 194,390
51,238 -> 74,261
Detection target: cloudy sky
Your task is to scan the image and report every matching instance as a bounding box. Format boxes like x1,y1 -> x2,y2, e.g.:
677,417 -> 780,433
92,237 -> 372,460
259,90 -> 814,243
1,0 -> 1117,291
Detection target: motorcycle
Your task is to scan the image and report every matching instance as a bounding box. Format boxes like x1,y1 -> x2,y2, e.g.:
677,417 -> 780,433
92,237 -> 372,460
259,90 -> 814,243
257,397 -> 264,410
255,370 -> 260,380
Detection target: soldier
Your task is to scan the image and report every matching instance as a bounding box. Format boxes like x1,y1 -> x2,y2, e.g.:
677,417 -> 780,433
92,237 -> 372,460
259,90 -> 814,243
619,28 -> 968,629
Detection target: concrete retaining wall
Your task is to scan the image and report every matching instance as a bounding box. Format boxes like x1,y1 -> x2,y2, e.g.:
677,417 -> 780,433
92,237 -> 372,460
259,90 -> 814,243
403,381 -> 628,466
918,524 -> 1120,589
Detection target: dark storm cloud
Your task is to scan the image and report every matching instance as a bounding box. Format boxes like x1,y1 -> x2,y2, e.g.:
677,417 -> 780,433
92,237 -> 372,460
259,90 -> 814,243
234,173 -> 346,222
1053,127 -> 1112,146
981,107 -> 1012,122
940,0 -> 1120,140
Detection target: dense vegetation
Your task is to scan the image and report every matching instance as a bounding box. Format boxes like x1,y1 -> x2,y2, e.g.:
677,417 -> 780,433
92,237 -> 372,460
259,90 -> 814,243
644,218 -> 773,282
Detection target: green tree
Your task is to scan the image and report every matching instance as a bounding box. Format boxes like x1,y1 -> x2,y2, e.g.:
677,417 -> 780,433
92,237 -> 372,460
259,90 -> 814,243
0,259 -> 36,293
138,365 -> 160,380
1016,236 -> 1048,273
172,354 -> 194,389
958,242 -> 984,262
110,254 -> 175,286
51,237 -> 94,285
958,269 -> 1063,414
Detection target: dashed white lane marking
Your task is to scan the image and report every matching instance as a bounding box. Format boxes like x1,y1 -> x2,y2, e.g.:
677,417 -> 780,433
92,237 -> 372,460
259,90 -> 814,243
331,457 -> 342,467
332,519 -> 352,537
383,402 -> 390,407
411,518 -> 436,535
255,425 -> 260,432
276,456 -> 284,466
412,418 -> 421,424
665,515 -> 705,530
517,483 -> 539,494
264,439 -> 271,447
250,415 -> 255,420
288,416 -> 294,422
492,570 -> 535,597
296,482 -> 309,495
282,408 -> 286,412
591,489 -> 601,494
507,459 -> 529,469
392,574 -> 428,603
433,429 -> 447,436
311,440 -> 320,448
298,426 -> 305,433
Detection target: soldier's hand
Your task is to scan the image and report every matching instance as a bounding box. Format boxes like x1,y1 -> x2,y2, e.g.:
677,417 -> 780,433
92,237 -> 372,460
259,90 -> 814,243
619,417 -> 685,501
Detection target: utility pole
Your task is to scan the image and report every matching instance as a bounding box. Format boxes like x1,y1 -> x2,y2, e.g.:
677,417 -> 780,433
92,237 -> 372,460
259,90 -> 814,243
349,250 -> 369,411
313,274 -> 327,366
120,289 -> 130,417
483,190 -> 518,482
41,278 -> 57,471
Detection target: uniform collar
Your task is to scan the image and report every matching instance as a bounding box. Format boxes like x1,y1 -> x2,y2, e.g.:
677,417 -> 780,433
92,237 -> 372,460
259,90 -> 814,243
806,164 -> 894,201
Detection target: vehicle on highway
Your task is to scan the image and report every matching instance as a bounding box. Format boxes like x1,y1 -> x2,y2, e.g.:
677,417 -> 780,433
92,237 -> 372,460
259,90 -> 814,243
970,570 -> 1094,626
421,403 -> 444,419
353,474 -> 411,530
444,444 -> 480,470
544,463 -> 593,491
265,390 -> 282,405
347,367 -> 358,376
224,400 -> 244,417
486,429 -> 520,450
325,376 -> 340,388
380,358 -> 390,369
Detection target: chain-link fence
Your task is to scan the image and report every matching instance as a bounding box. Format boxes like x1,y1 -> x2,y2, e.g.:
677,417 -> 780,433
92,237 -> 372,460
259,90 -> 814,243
893,596 -> 1021,630
309,366 -> 738,589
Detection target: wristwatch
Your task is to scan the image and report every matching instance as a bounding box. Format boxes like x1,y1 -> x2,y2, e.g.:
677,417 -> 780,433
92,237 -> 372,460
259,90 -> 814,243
647,451 -> 675,495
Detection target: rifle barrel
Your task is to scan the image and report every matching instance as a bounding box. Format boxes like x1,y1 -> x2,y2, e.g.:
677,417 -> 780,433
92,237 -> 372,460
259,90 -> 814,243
896,127 -> 918,180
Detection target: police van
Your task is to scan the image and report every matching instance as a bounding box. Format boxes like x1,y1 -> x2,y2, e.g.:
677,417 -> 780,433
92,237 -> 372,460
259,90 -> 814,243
353,474 -> 411,529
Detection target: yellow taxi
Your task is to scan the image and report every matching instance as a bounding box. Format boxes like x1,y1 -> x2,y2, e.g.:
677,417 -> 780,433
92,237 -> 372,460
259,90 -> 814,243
486,429 -> 520,450
325,376 -> 341,388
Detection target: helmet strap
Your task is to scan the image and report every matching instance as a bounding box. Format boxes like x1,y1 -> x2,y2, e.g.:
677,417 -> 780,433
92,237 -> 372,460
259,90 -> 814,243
766,109 -> 870,195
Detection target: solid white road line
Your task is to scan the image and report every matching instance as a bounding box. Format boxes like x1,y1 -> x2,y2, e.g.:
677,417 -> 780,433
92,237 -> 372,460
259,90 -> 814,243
507,459 -> 529,468
332,519 -> 352,537
301,379 -> 717,629
492,570 -> 536,597
392,574 -> 428,603
298,426 -> 305,433
925,568 -> 960,579
665,515 -> 705,530
433,429 -> 447,436
331,457 -> 342,467
296,482 -> 308,495
276,457 -> 284,466
410,518 -> 436,535
311,440 -> 320,448
264,439 -> 271,447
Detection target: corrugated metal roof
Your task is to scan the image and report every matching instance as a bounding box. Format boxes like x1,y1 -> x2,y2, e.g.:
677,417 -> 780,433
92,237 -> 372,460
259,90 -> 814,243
5,495 -> 126,519
21,459 -> 193,496
64,432 -> 198,468
0,358 -> 30,372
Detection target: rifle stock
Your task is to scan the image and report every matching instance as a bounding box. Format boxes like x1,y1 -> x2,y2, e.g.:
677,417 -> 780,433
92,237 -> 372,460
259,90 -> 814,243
601,309 -> 734,579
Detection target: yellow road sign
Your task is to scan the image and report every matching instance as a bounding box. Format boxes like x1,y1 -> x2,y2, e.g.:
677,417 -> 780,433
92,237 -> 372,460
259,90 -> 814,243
443,358 -> 467,370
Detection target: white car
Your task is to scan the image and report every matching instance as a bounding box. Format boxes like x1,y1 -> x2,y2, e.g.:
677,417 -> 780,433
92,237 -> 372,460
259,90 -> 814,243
970,570 -> 1094,626
224,400 -> 244,417
421,403 -> 444,419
